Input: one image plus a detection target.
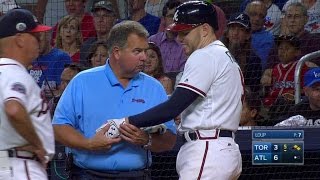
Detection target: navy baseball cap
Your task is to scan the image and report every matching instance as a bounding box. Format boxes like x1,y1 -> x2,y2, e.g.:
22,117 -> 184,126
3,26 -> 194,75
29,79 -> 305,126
304,68 -> 320,87
0,8 -> 51,39
91,0 -> 114,12
228,13 -> 251,30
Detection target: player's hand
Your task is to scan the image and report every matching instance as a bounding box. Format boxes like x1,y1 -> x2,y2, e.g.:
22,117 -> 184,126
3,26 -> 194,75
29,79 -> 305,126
16,145 -> 49,168
119,123 -> 149,146
90,124 -> 121,151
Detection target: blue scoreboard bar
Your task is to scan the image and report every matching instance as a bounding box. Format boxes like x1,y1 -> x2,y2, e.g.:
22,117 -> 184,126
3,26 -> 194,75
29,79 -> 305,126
252,130 -> 304,165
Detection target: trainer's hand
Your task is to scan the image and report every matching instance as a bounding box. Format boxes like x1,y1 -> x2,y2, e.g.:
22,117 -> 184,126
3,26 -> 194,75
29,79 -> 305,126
119,123 -> 149,146
96,118 -> 126,138
89,124 -> 121,151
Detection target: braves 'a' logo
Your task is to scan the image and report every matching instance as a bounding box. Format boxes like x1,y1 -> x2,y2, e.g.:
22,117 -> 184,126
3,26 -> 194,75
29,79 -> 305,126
173,10 -> 179,22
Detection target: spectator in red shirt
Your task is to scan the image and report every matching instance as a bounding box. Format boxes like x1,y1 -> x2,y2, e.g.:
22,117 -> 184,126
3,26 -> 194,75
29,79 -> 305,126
51,0 -> 96,45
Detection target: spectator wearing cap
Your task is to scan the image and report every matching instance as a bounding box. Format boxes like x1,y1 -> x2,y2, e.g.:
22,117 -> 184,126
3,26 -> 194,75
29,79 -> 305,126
270,67 -> 320,126
0,0 -> 18,16
79,0 -> 117,67
262,35 -> 308,111
148,0 -> 187,81
51,0 -> 97,46
0,8 -> 54,179
221,12 -> 262,92
245,1 -> 275,70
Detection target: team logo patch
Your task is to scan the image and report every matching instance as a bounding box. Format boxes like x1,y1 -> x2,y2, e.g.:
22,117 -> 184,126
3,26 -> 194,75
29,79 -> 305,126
132,98 -> 145,103
11,82 -> 26,94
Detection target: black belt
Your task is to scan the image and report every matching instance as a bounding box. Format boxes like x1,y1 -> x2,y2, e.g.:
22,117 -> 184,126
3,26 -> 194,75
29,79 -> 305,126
6,149 -> 38,161
182,130 -> 233,142
71,164 -> 151,178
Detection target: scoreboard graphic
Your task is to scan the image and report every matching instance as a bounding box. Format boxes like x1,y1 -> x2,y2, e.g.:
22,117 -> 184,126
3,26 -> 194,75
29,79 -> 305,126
252,130 -> 304,165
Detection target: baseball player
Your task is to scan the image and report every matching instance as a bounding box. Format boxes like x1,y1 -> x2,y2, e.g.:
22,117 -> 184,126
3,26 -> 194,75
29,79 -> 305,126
0,9 -> 54,179
102,1 -> 244,179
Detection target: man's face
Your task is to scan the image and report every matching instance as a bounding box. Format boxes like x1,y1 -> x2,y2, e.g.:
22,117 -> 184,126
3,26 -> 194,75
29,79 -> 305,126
177,26 -> 201,56
227,24 -> 250,45
285,6 -> 308,35
65,0 -> 85,16
246,3 -> 266,32
93,9 -> 116,34
128,0 -> 146,14
304,83 -> 320,110
164,8 -> 176,27
117,33 -> 148,78
22,33 -> 41,63
39,32 -> 51,55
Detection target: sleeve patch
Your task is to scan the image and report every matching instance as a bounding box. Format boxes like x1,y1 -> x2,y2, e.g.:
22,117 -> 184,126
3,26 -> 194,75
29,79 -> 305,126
11,82 -> 26,94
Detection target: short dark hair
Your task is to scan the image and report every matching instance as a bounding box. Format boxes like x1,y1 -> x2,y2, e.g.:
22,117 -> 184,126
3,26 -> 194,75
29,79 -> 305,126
162,0 -> 181,17
64,63 -> 84,73
86,40 -> 108,67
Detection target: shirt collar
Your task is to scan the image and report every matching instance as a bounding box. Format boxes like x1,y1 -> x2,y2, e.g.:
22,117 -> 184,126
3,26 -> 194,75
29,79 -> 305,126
104,59 -> 142,88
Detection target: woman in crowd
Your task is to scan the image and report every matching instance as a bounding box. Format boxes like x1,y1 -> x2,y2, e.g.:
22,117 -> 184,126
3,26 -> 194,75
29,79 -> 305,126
55,15 -> 83,63
144,42 -> 173,95
86,40 -> 108,68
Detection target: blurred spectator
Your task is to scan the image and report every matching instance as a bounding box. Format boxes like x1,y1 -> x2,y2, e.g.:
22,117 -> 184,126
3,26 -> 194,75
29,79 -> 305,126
282,0 -> 320,34
55,15 -> 83,63
29,31 -> 72,100
58,63 -> 83,95
80,0 -> 116,65
245,0 -> 275,69
221,12 -> 262,92
51,0 -> 96,45
261,0 -> 282,35
51,63 -> 83,115
240,0 -> 287,12
269,67 -> 320,126
145,0 -> 168,17
268,2 -> 320,68
263,35 -> 308,118
240,87 -> 263,126
86,40 -> 108,67
149,0 -> 187,81
0,0 -> 18,16
144,42 -> 173,94
124,0 -> 161,36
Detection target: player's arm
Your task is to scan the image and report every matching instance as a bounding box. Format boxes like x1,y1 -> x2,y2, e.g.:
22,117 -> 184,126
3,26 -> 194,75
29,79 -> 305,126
127,87 -> 199,127
4,100 -> 44,151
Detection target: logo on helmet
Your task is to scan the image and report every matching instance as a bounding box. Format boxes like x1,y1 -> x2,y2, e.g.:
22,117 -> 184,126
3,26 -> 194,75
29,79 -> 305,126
173,10 -> 179,22
16,23 -> 27,31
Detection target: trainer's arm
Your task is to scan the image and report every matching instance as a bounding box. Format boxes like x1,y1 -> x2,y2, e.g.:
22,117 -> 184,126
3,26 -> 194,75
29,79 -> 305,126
128,88 -> 199,127
5,100 -> 43,150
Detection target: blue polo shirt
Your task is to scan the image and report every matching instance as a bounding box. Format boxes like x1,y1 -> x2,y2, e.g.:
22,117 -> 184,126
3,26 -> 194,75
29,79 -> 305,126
52,61 -> 176,171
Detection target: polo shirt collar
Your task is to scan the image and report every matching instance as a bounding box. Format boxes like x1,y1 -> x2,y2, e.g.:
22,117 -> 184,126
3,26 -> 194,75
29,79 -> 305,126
104,59 -> 142,87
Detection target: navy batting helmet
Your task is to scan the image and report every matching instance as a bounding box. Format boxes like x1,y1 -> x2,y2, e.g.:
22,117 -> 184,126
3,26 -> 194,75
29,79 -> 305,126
166,1 -> 218,32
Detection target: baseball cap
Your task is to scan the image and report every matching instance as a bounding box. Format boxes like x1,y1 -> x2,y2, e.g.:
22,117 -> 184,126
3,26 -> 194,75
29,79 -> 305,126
0,0 -> 19,14
91,0 -> 114,12
228,13 -> 251,30
167,0 -> 218,32
0,8 -> 51,39
304,67 -> 320,87
275,35 -> 301,49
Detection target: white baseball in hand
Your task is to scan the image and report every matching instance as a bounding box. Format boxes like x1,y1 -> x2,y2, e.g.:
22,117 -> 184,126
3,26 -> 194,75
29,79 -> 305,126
106,123 -> 120,138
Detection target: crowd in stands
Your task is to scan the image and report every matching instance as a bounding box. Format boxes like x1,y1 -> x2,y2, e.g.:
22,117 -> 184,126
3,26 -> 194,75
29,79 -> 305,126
1,0 -> 319,128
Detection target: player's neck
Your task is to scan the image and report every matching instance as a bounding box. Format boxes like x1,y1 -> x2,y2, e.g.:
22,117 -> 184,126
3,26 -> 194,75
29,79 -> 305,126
198,34 -> 217,49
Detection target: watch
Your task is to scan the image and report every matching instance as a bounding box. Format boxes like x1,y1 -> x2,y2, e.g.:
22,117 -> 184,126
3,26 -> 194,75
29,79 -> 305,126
143,133 -> 152,150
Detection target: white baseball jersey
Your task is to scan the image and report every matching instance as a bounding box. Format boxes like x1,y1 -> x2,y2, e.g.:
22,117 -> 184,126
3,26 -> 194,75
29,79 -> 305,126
177,40 -> 244,133
0,58 -> 55,157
